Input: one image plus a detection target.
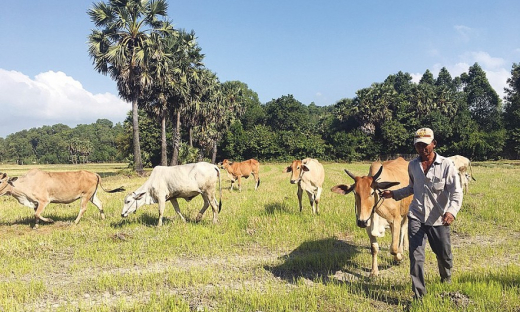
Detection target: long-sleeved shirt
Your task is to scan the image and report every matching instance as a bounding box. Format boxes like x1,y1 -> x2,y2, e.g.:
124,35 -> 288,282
393,153 -> 463,226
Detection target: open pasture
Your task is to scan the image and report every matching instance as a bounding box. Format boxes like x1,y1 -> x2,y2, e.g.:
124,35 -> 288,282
0,161 -> 519,311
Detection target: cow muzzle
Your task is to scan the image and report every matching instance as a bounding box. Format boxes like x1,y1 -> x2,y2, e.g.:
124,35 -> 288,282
357,219 -> 368,228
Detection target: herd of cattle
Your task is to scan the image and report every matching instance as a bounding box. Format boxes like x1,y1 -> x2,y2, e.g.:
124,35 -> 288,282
0,155 -> 474,275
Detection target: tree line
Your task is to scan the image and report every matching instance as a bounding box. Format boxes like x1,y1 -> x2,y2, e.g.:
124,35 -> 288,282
1,0 -> 519,166
2,61 -> 519,165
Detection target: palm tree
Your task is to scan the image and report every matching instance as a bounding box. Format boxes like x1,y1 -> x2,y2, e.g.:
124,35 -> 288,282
165,29 -> 204,165
87,0 -> 174,173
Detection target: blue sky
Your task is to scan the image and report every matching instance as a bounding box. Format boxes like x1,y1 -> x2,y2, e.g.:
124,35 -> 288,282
1,0 -> 519,138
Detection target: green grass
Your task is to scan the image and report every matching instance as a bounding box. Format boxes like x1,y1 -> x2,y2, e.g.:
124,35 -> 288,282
0,161 -> 519,311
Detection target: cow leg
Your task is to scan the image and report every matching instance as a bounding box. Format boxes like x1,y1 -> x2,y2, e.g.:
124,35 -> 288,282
74,197 -> 89,225
367,229 -> 379,277
297,184 -> 304,212
157,197 -> 167,226
237,176 -> 242,192
306,191 -> 316,214
197,193 -> 218,224
169,198 -> 186,224
253,173 -> 260,190
314,187 -> 323,215
230,178 -> 235,191
79,193 -> 105,224
90,193 -> 106,220
34,201 -> 53,229
389,217 -> 404,262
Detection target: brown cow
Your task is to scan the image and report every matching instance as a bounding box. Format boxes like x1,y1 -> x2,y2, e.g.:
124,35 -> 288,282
218,159 -> 260,191
331,157 -> 412,277
0,169 -> 124,228
283,158 -> 325,214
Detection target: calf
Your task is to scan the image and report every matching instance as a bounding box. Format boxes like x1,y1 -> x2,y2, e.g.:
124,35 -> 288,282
283,158 -> 325,214
218,159 -> 260,191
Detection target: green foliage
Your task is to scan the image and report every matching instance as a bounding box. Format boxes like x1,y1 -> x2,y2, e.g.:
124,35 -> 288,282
1,120 -> 125,164
503,63 -> 520,158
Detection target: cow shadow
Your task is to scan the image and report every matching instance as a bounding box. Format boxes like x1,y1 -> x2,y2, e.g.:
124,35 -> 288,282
0,213 -> 78,227
265,238 -> 364,283
264,201 -> 293,214
110,211 -> 200,228
265,238 -> 409,307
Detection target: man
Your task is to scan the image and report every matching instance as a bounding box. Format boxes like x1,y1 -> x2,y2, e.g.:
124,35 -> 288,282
382,127 -> 463,300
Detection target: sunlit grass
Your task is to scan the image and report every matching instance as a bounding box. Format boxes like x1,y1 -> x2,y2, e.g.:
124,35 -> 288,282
0,162 -> 518,311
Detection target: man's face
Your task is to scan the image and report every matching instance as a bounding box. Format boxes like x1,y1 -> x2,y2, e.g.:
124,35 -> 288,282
415,141 -> 435,159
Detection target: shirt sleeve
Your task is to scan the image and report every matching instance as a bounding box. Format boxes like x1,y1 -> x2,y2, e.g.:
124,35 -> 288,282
393,162 -> 414,200
445,160 -> 464,218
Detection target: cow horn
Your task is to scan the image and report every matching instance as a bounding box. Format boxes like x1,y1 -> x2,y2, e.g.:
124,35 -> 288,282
343,169 -> 357,180
373,165 -> 383,181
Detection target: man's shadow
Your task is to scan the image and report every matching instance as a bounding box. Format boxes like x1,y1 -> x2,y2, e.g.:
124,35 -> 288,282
265,237 -> 409,307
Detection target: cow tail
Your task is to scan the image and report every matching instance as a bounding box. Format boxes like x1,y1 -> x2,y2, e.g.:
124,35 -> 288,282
96,174 -> 125,193
469,162 -> 476,181
215,166 -> 222,213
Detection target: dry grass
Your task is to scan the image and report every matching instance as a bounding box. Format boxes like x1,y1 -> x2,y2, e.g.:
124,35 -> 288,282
0,161 -> 518,311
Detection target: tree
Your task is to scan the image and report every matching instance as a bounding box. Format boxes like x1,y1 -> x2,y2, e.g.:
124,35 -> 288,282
167,29 -> 204,166
419,69 -> 435,85
503,63 -> 520,158
265,95 -> 309,132
463,63 -> 502,132
87,0 -> 175,173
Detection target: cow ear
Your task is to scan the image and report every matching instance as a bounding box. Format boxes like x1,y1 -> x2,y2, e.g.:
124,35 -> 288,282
283,166 -> 292,173
0,173 -> 6,179
331,184 -> 354,195
375,181 -> 400,190
134,192 -> 146,200
302,165 -> 310,172
8,177 -> 18,185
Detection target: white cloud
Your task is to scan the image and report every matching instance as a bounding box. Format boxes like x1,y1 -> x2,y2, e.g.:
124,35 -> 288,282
461,51 -> 505,70
0,69 -> 129,137
454,25 -> 479,42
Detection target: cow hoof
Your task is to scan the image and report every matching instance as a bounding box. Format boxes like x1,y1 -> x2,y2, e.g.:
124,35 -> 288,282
395,253 -> 403,261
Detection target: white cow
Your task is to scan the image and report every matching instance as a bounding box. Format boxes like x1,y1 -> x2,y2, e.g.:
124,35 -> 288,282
448,155 -> 475,194
283,158 -> 325,214
121,162 -> 222,226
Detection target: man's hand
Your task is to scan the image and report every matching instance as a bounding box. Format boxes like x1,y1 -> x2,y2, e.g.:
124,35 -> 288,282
381,190 -> 393,199
442,212 -> 455,226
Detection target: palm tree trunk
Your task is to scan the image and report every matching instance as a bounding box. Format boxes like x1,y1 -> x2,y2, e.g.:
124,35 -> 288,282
160,113 -> 167,166
189,127 -> 193,147
132,99 -> 144,174
170,110 -> 181,166
211,140 -> 218,164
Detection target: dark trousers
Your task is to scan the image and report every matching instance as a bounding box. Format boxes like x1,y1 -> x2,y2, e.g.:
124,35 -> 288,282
408,217 -> 453,298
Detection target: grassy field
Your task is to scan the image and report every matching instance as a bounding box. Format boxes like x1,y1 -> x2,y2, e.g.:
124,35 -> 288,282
0,161 -> 519,311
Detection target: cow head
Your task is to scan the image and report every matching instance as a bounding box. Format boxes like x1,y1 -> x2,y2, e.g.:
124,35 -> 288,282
121,191 -> 147,217
0,173 -> 17,196
283,159 -> 308,184
218,159 -> 232,169
331,166 -> 399,228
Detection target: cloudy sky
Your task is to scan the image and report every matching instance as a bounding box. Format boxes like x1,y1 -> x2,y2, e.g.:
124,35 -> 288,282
1,0 -> 519,138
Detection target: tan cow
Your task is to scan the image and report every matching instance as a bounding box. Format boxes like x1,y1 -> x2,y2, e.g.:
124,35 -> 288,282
331,157 -> 412,277
448,155 -> 475,194
218,159 -> 260,191
283,158 -> 325,214
0,169 -> 124,228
